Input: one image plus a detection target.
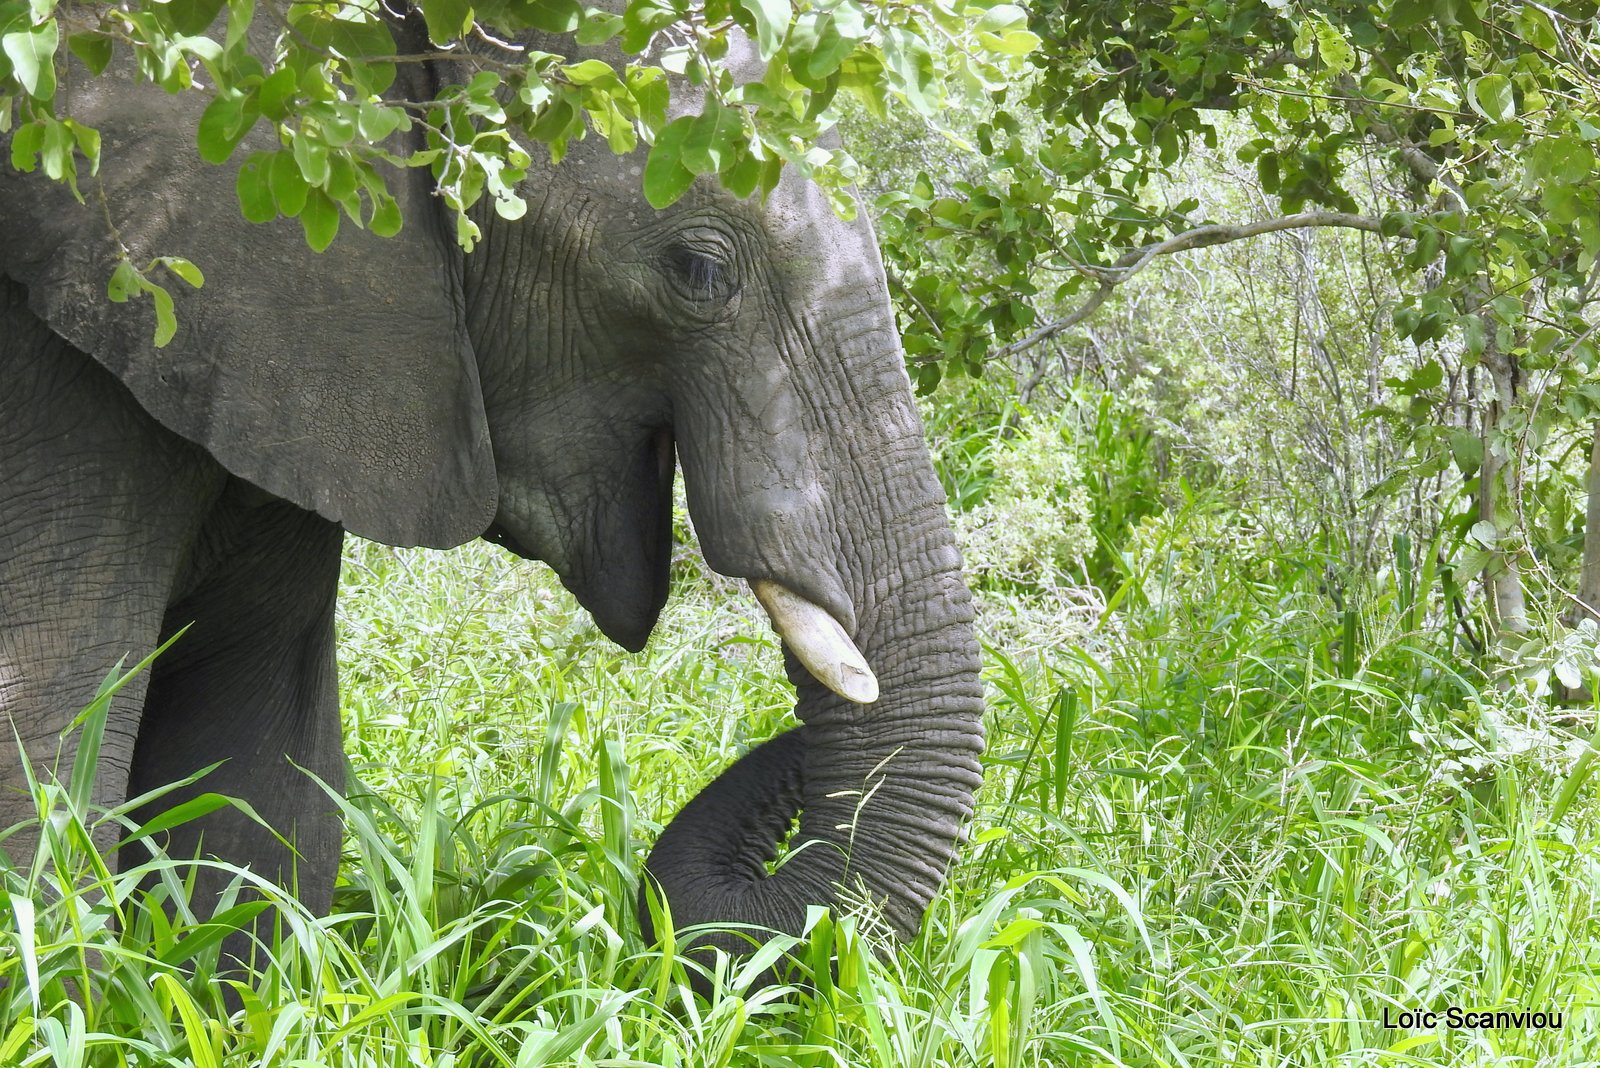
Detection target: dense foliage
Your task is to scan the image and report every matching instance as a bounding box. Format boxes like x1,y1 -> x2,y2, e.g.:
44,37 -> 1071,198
882,0 -> 1600,374
870,1 -> 1600,674
2,0 -> 1032,340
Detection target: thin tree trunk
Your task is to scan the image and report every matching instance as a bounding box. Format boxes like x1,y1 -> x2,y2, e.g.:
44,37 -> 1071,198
1551,421 -> 1600,703
1572,422 -> 1600,626
1477,322 -> 1530,643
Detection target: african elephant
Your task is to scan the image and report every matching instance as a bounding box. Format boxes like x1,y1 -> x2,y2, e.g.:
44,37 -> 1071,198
0,12 -> 985,968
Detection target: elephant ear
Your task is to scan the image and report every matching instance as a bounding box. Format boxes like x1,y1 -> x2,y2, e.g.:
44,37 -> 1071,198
0,57 -> 495,550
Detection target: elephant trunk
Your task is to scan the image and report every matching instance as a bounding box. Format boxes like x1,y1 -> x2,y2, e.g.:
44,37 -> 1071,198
785,522 -> 986,939
640,311 -> 985,961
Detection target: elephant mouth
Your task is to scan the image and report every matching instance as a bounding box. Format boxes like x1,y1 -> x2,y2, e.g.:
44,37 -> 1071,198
482,423 -> 880,706
481,521 -> 537,560
485,424 -> 677,653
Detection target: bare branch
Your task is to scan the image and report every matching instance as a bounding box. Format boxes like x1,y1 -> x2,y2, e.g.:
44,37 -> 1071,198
996,211 -> 1390,359
1234,76 -> 1468,120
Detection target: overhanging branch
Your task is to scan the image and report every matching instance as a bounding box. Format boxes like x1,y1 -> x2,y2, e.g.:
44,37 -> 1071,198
996,211 -> 1388,359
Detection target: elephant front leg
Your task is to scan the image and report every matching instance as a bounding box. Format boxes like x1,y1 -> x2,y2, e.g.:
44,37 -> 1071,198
125,487 -> 346,965
0,301 -> 226,857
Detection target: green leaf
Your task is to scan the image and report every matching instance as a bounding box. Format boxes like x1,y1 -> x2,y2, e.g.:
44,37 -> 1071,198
369,193 -> 402,237
167,0 -> 226,36
757,154 -> 782,196
1379,211 -> 1414,238
292,131 -> 330,186
521,0 -> 582,33
626,66 -> 668,129
1393,305 -> 1421,340
681,98 -> 742,174
802,13 -> 855,81
269,150 -> 309,216
455,211 -> 480,250
622,0 -> 679,53
310,16 -> 397,94
1463,312 -> 1487,358
107,259 -> 139,303
356,101 -> 406,141
256,66 -> 297,121
155,256 -> 205,288
419,0 -> 472,44
64,120 -> 100,176
1527,135 -> 1595,186
527,93 -> 580,150
149,282 -> 178,347
643,115 -> 696,207
197,91 -> 257,164
491,190 -> 528,220
1052,687 -> 1077,810
882,26 -> 937,114
723,147 -> 760,198
588,96 -> 636,154
4,22 -> 58,100
575,12 -> 623,45
8,121 -> 42,172
564,58 -> 618,86
1313,17 -> 1353,72
120,793 -> 234,847
36,118 -> 77,188
976,3 -> 1026,31
225,0 -> 254,52
315,103 -> 358,147
326,154 -> 359,210
300,188 -> 340,251
66,32 -> 113,74
236,151 -> 276,222
157,901 -> 272,966
1468,74 -> 1514,122
988,29 -> 1040,57
733,0 -> 789,59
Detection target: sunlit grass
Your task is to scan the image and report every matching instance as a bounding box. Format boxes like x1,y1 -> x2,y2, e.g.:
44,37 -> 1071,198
3,448 -> 1600,1064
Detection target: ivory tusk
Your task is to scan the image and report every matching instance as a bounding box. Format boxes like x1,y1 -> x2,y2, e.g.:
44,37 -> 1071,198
750,580 -> 880,704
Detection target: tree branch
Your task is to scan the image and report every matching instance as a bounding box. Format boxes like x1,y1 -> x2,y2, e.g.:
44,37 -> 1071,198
996,211 -> 1388,359
1327,73 -> 1469,208
885,264 -> 943,342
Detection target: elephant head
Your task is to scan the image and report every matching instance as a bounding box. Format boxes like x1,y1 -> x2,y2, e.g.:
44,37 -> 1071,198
0,16 -> 984,963
465,110 -> 987,952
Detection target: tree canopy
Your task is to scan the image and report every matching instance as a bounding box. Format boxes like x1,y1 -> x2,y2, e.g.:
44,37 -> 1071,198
864,0 -> 1600,658
882,0 -> 1600,376
2,0 -> 1034,319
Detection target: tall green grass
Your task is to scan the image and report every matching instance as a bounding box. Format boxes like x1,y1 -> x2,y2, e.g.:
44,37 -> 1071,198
2,393 -> 1598,1065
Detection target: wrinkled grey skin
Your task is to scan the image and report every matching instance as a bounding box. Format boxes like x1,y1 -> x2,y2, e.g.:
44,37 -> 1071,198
0,14 -> 984,967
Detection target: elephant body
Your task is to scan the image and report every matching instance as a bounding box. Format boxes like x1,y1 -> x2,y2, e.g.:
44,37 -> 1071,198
1,283 -> 348,910
0,14 -> 985,966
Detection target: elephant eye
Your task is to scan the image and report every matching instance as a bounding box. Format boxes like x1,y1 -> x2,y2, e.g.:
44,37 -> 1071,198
663,243 -> 737,306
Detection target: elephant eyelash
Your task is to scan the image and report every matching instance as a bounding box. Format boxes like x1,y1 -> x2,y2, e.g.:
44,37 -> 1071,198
665,245 -> 735,302
684,254 -> 721,294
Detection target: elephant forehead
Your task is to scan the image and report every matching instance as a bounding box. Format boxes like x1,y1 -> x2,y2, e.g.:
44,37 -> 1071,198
762,178 -> 880,283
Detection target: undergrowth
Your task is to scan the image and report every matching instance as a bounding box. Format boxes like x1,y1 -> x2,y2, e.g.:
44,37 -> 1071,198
2,391 -> 1598,1066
